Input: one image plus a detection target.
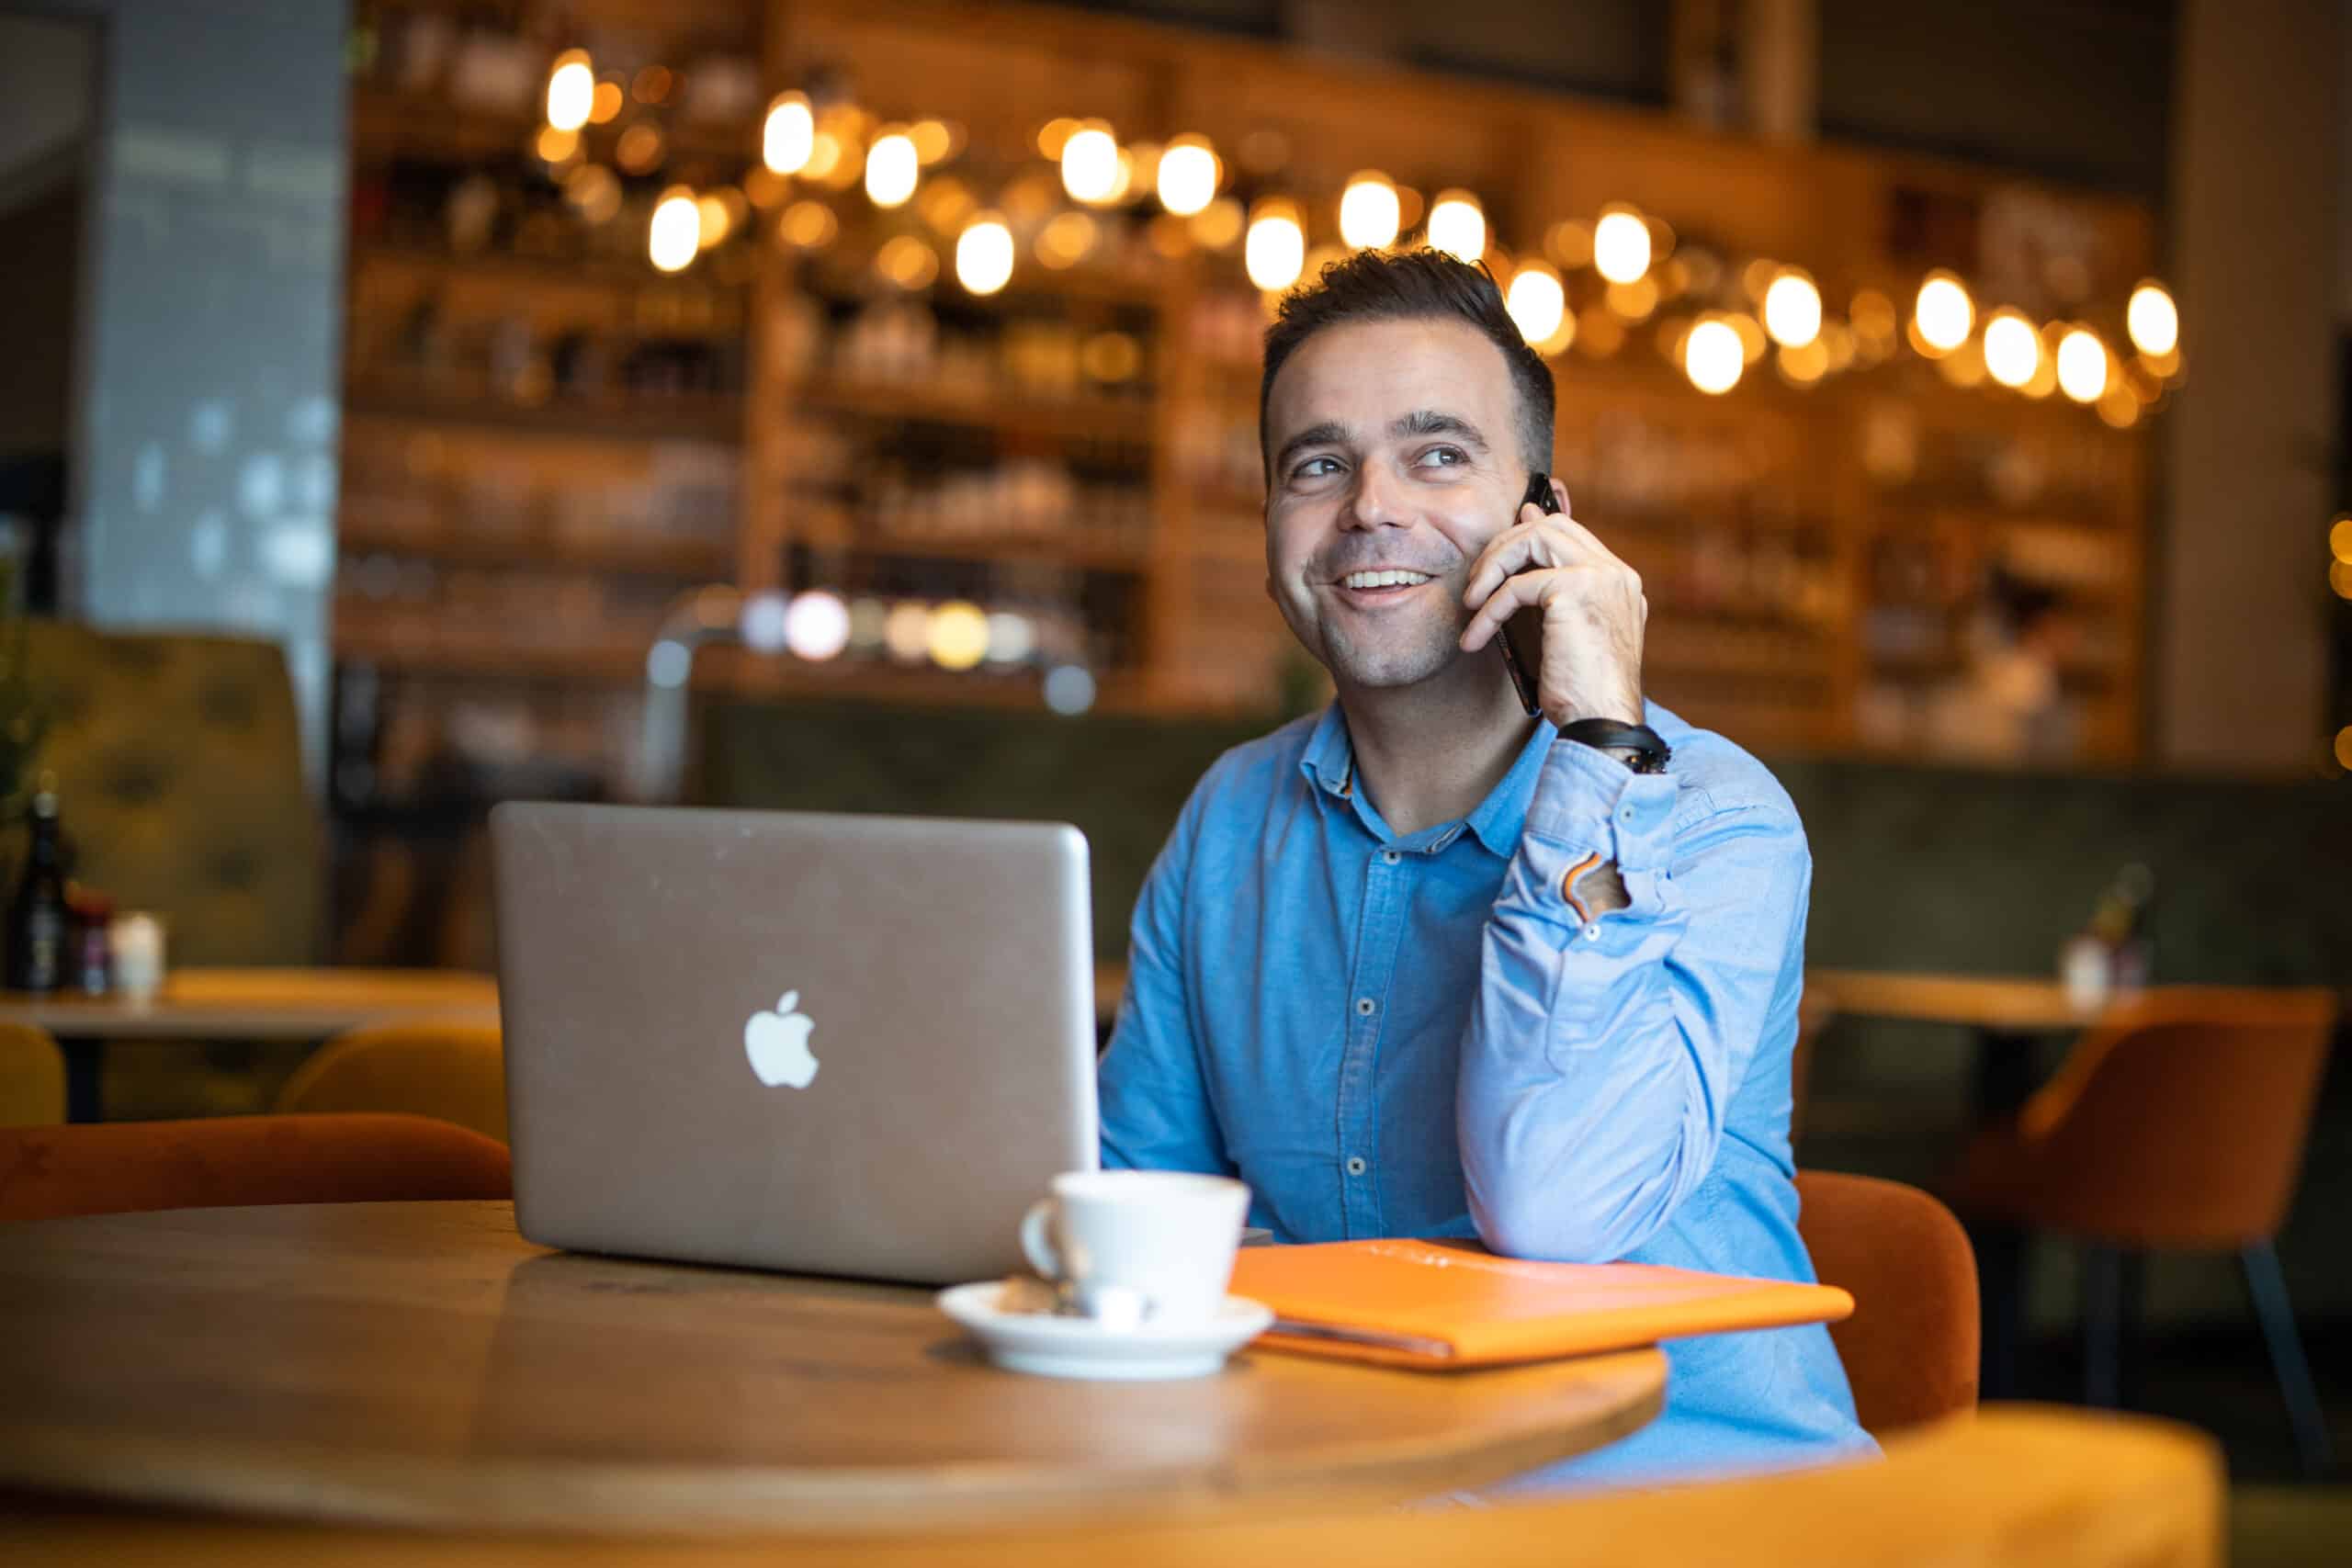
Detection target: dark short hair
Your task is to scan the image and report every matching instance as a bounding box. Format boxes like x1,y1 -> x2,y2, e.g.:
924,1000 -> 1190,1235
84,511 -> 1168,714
1260,247 -> 1555,482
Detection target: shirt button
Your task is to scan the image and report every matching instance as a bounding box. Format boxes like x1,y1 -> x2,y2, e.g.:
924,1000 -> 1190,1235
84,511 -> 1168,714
1582,924 -> 1603,942
1355,997 -> 1377,1016
1346,1156 -> 1368,1176
1619,806 -> 1636,823
1380,850 -> 1401,865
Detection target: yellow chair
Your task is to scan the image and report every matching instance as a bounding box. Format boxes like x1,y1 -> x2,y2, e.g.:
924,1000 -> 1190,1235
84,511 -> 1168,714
0,1022 -> 65,1127
273,1017 -> 507,1143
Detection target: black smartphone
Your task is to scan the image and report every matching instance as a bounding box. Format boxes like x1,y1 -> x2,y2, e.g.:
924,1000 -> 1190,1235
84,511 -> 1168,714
1496,471 -> 1560,716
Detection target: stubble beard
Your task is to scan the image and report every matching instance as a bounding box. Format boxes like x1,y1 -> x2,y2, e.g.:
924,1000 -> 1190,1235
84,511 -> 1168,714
1308,599 -> 1471,690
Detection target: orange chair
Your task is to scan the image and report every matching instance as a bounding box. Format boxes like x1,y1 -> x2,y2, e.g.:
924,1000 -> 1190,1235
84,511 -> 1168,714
1948,986 -> 2337,1475
1795,1169 -> 1980,1437
0,1112 -> 511,1223
274,1017 -> 507,1142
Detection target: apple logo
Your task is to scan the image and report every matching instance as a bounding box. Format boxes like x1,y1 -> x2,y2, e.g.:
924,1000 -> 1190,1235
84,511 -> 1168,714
744,990 -> 820,1089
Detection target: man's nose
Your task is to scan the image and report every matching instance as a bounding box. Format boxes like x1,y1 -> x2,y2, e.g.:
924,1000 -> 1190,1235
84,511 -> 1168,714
1342,464 -> 1408,529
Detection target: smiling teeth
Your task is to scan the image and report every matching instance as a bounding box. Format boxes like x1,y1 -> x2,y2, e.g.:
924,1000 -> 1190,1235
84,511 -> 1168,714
1343,570 -> 1432,589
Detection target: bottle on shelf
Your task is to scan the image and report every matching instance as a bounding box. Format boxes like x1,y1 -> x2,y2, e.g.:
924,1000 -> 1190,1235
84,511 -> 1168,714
2094,861 -> 2156,993
6,773 -> 70,995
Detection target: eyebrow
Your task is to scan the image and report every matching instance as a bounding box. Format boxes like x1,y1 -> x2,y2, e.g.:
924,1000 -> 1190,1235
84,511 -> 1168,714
1271,410 -> 1491,476
1391,409 -> 1490,451
1272,421 -> 1350,475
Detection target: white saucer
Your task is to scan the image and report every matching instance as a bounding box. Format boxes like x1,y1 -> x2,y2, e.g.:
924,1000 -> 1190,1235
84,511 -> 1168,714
935,1281 -> 1274,1381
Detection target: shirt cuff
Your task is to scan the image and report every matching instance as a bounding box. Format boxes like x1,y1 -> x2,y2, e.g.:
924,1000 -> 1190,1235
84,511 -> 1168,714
1521,735 -> 1679,874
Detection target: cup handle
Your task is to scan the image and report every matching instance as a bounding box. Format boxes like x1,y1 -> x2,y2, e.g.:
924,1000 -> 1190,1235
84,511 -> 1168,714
1019,1198 -> 1062,1280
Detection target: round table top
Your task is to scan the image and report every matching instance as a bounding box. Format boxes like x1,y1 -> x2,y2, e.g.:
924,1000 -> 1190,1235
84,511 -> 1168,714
0,967 -> 500,1041
0,1201 -> 1665,1537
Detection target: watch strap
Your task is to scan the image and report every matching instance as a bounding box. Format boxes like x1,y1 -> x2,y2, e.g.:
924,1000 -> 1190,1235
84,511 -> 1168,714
1556,718 -> 1671,774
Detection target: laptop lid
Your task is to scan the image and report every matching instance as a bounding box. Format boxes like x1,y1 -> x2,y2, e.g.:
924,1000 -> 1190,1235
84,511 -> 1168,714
491,802 -> 1099,1284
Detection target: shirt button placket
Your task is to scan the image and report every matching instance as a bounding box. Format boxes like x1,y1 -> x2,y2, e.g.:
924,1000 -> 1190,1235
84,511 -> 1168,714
1340,845 -> 1405,1238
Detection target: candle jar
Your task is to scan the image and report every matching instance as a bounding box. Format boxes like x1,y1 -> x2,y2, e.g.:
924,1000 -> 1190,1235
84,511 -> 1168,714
110,911 -> 166,1003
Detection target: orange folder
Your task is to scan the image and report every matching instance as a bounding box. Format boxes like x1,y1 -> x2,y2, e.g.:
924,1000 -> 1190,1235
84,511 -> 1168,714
1228,1238 -> 1853,1370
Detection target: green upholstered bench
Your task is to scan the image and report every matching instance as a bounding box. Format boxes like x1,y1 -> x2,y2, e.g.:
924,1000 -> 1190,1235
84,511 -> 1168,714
695,697 -> 1278,964
18,621 -> 321,966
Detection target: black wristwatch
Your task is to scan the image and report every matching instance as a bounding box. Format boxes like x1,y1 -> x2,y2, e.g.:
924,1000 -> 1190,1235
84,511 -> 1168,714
1557,718 -> 1672,774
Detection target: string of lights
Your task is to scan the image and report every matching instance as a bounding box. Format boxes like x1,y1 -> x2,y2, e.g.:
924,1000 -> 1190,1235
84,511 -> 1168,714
522,45 -> 2188,425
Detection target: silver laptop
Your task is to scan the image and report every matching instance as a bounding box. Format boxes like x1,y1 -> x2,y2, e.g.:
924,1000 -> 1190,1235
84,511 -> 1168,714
490,802 -> 1100,1284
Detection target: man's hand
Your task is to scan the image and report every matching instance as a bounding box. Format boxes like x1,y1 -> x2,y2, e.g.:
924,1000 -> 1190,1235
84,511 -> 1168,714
1458,498 -> 1646,728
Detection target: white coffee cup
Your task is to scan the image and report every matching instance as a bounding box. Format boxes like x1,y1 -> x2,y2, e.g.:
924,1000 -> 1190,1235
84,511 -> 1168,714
1020,1170 -> 1250,1328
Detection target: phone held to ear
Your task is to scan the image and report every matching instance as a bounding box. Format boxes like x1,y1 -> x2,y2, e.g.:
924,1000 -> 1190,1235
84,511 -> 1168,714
1496,471 -> 1559,717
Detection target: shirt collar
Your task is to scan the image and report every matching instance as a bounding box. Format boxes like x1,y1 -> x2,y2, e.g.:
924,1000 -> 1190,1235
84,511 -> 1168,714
1296,701 -> 1556,856
1297,701 -> 1357,800
1463,714 -> 1557,856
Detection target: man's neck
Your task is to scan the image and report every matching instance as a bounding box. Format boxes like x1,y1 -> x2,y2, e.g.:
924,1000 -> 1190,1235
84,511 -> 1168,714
1336,659 -> 1541,839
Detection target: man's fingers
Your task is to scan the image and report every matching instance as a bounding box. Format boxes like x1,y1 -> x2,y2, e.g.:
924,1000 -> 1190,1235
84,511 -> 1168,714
1463,512 -> 1610,606
1544,511 -> 1628,572
1457,567 -> 1552,652
1461,527 -> 1534,608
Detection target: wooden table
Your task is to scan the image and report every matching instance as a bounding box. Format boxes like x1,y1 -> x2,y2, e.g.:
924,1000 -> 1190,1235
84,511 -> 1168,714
1804,968 -> 2121,1118
0,968 -> 500,1122
0,1408 -> 2224,1567
0,1201 -> 1667,1538
1804,968 -> 2123,1399
1806,970 -> 2109,1035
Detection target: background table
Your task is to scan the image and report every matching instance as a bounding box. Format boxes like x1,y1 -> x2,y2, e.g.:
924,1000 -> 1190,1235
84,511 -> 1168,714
1805,968 -> 2124,1399
0,968 -> 501,1122
1806,971 -> 2107,1035
1805,969 -> 2113,1121
0,1201 -> 1666,1537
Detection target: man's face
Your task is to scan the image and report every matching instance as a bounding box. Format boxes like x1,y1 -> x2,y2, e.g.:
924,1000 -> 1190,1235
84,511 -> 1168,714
1262,317 -> 1527,693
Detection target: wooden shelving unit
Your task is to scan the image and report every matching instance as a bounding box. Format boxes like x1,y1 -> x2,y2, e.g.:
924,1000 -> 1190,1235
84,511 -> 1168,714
780,378 -> 1155,446
331,635 -> 662,684
348,85 -> 755,167
791,525 -> 1155,575
345,386 -> 744,445
350,241 -> 755,296
338,519 -> 735,578
334,0 -> 2161,801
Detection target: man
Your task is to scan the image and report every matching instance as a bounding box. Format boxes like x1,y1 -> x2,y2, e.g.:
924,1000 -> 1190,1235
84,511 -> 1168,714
1098,248 -> 1873,1487
1934,572 -> 2079,762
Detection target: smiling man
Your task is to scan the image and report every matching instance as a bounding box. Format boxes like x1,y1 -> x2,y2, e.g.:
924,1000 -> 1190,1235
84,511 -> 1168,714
1097,248 -> 1873,1487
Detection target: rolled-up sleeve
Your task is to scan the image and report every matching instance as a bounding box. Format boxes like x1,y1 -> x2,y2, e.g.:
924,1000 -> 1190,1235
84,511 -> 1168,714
1458,739 -> 1809,1262
1097,789 -> 1235,1177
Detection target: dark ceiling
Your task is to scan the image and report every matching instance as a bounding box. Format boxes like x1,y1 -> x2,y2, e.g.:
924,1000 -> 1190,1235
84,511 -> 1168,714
1047,0 -> 2177,198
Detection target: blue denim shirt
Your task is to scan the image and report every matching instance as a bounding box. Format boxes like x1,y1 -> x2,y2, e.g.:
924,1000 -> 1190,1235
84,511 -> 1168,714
1098,699 -> 1875,1488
